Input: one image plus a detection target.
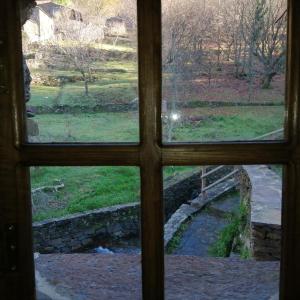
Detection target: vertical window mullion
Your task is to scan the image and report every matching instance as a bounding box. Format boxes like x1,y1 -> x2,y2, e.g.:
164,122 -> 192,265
0,0 -> 35,298
137,0 -> 164,299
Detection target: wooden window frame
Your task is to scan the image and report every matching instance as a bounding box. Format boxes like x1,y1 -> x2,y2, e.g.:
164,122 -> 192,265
1,0 -> 300,299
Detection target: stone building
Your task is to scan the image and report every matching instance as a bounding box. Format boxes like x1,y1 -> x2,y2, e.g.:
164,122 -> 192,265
105,16 -> 128,37
23,1 -> 82,42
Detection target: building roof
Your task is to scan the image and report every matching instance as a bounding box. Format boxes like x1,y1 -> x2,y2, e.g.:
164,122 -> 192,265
29,6 -> 40,24
38,2 -> 65,18
28,1 -> 82,24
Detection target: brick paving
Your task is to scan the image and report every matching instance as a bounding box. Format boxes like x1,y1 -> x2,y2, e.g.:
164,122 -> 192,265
36,254 -> 279,300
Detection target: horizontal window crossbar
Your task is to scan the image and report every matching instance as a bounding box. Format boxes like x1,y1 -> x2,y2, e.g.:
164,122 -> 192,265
18,143 -> 293,166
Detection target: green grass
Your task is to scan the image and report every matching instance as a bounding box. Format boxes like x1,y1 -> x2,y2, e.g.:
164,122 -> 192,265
30,60 -> 138,107
33,112 -> 139,142
31,167 -> 140,221
166,220 -> 191,254
30,86 -> 60,106
167,106 -> 284,142
31,106 -> 284,143
31,166 -> 198,221
209,199 -> 250,258
163,166 -> 199,179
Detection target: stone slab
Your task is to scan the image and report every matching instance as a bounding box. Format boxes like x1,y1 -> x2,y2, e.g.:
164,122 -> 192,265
243,165 -> 281,226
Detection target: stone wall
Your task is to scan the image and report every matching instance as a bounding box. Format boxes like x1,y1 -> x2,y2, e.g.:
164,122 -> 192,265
163,166 -> 234,220
33,169 -> 204,253
240,165 -> 282,260
163,170 -> 201,220
33,203 -> 139,253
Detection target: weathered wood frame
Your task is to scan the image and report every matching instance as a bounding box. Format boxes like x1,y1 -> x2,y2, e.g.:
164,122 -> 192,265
0,0 -> 300,299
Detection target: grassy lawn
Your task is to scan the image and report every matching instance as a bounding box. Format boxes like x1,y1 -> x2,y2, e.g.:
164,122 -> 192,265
30,83 -> 137,107
30,60 -> 138,107
168,106 -> 284,142
31,165 -> 197,222
31,106 -> 284,143
33,112 -> 139,142
31,167 -> 140,221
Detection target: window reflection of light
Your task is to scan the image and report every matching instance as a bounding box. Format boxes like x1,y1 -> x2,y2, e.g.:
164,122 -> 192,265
171,113 -> 180,121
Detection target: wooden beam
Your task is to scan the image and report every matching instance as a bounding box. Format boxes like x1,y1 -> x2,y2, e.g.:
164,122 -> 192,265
0,1 -> 35,299
162,143 -> 291,165
138,0 -> 164,298
20,144 -> 140,166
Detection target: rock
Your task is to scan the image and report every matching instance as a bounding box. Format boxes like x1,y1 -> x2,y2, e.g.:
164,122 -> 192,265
27,118 -> 39,136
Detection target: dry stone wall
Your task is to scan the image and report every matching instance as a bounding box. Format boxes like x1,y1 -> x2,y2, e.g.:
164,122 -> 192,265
240,165 -> 282,260
33,203 -> 139,253
33,169 -> 203,253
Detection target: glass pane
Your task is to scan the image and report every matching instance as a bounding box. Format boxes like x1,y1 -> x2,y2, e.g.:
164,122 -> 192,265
31,166 -> 141,299
22,0 -> 138,143
162,0 -> 287,142
164,165 -> 282,299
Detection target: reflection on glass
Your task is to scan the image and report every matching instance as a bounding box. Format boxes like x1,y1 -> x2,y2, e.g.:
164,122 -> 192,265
31,166 -> 141,299
162,0 -> 287,142
164,165 -> 282,299
22,0 -> 138,143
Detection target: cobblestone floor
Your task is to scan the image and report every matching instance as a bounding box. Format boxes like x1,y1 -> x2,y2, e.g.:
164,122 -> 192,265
35,254 -> 279,300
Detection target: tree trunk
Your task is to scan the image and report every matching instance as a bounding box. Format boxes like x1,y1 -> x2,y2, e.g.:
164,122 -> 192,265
261,72 -> 276,89
81,71 -> 89,96
84,78 -> 89,96
247,43 -> 255,102
84,79 -> 89,96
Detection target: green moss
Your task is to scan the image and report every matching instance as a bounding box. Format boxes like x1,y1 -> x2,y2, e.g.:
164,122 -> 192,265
166,220 -> 191,254
209,201 -> 250,258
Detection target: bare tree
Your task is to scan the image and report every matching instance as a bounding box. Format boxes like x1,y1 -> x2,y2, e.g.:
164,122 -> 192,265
219,0 -> 246,77
161,0 -> 287,111
162,0 -> 195,141
240,0 -> 286,92
54,14 -> 104,96
253,0 -> 287,88
71,0 -> 120,22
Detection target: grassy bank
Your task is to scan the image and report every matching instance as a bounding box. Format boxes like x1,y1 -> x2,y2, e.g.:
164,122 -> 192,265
31,166 -> 196,221
31,167 -> 140,221
32,105 -> 284,143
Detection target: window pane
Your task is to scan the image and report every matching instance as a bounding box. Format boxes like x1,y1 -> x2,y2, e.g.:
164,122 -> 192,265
162,0 -> 287,142
31,166 -> 142,299
164,165 -> 282,299
22,0 -> 138,143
